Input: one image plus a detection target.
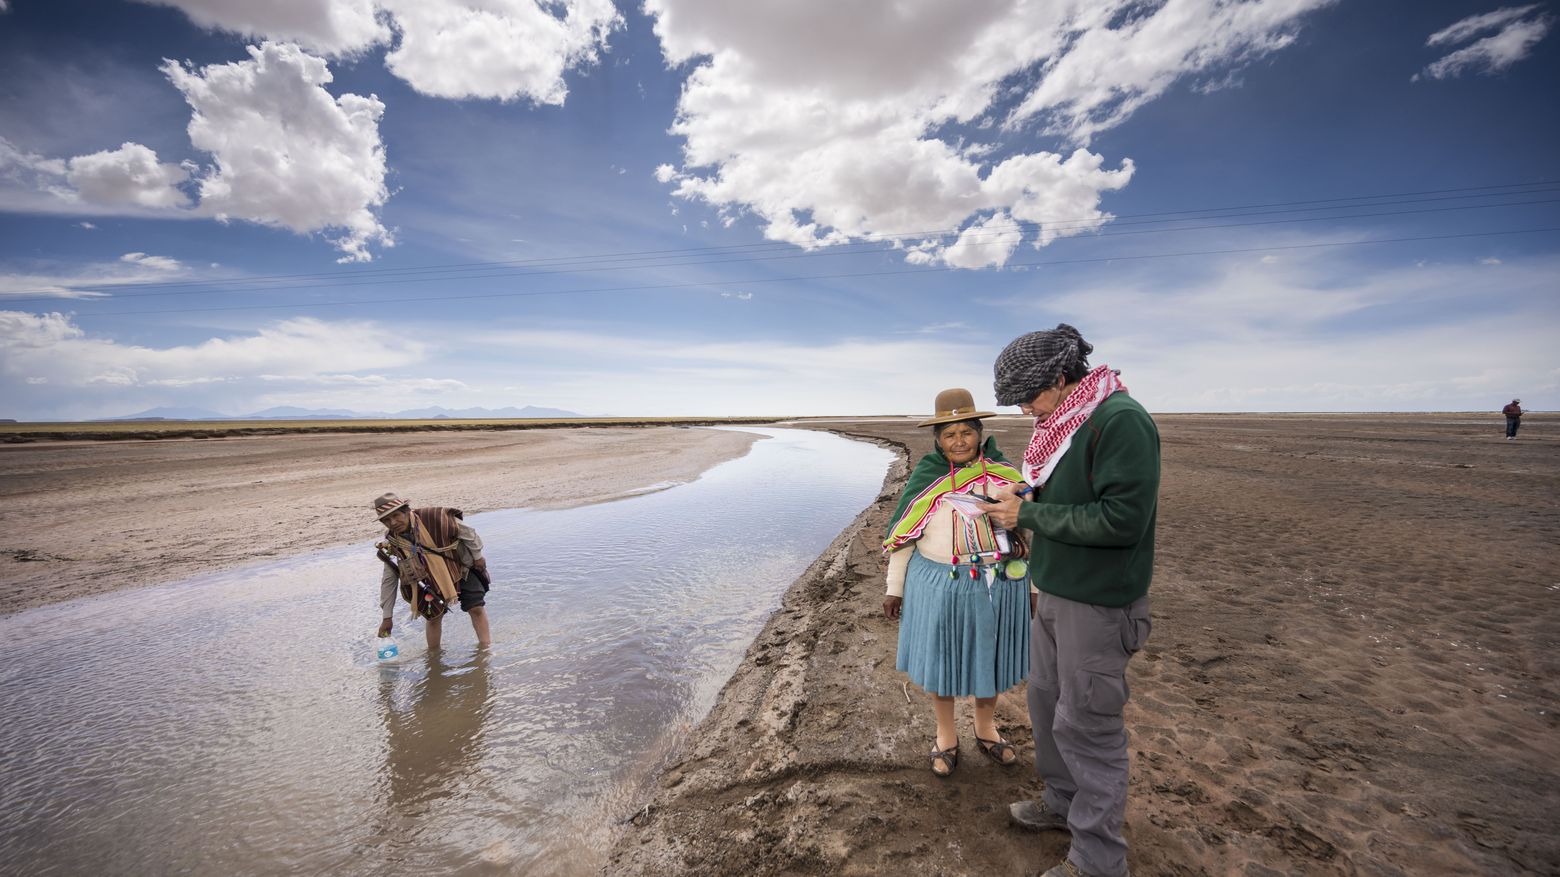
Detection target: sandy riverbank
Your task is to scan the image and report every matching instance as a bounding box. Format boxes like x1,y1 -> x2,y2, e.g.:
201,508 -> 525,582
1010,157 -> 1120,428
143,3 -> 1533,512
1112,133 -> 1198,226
608,413 -> 1559,876
0,426 -> 757,614
4,414 -> 1554,874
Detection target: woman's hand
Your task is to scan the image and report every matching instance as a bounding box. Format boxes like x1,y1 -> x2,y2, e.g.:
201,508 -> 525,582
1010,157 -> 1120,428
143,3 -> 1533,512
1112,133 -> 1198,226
377,618 -> 393,637
988,482 -> 1025,529
883,595 -> 902,620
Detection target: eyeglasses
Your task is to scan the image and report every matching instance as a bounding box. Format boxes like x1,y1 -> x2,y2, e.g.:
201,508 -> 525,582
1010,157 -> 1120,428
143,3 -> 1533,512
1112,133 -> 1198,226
1019,384 -> 1063,413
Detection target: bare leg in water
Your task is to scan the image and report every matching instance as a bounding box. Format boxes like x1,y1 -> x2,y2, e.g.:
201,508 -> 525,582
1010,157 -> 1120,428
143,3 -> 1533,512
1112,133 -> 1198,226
467,607 -> 491,647
425,608 -> 490,650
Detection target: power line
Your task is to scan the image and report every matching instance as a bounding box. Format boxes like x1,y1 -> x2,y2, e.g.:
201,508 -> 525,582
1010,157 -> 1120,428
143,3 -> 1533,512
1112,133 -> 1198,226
63,225 -> 1560,318
8,193 -> 1558,305
4,180 -> 1555,299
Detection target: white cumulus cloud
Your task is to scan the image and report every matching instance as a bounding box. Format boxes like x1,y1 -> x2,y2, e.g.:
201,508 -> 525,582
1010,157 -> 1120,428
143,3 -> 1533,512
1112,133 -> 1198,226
940,211 -> 1021,270
0,311 -> 85,349
378,0 -> 619,102
163,42 -> 392,262
0,312 -> 448,418
64,143 -> 193,209
647,0 -> 1330,269
1008,0 -> 1338,144
1415,4 -> 1554,81
139,0 -> 620,102
136,0 -> 388,55
1,137 -> 191,219
1,44 -> 393,262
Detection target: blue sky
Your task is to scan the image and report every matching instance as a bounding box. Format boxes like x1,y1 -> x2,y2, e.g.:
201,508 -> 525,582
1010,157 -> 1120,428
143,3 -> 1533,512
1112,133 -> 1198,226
1,0 -> 1556,419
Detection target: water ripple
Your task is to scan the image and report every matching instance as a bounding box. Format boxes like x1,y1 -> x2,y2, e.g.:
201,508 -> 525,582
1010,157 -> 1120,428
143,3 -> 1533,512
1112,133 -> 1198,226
0,428 -> 892,877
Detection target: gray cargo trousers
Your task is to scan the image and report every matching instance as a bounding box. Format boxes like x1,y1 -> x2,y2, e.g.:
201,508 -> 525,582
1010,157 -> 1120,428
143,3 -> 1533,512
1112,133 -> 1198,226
1028,591 -> 1152,877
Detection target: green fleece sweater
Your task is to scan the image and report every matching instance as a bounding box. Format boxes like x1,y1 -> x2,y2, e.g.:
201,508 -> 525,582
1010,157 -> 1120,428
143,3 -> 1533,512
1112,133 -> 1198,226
1017,391 -> 1160,608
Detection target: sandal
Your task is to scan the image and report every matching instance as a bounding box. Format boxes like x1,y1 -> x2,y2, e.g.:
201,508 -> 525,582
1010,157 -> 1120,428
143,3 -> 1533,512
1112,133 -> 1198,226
929,743 -> 959,777
975,734 -> 1018,766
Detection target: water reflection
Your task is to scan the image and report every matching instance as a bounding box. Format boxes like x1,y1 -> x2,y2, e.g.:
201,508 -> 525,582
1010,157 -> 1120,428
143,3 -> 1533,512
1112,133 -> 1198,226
380,652 -> 493,816
0,428 -> 893,876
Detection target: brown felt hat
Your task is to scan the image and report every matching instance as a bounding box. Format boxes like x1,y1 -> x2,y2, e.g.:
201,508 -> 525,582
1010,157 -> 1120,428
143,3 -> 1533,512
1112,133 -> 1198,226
372,492 -> 409,520
917,388 -> 997,427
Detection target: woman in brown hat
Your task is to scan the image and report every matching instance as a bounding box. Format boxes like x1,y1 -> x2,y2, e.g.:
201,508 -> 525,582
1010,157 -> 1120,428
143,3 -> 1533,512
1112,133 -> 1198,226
882,388 -> 1033,776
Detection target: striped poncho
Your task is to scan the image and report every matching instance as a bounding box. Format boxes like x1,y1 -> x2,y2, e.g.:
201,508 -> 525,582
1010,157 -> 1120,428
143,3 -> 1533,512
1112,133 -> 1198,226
883,436 -> 1023,553
377,507 -> 469,619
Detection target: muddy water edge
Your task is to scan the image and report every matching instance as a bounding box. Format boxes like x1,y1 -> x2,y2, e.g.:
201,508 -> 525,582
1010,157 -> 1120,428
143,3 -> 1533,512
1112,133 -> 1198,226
0,428 -> 894,877
608,414 -> 1560,877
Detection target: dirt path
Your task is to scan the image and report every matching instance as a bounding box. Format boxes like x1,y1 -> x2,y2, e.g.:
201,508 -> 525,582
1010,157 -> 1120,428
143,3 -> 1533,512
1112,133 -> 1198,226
0,427 -> 758,614
608,413 -> 1560,876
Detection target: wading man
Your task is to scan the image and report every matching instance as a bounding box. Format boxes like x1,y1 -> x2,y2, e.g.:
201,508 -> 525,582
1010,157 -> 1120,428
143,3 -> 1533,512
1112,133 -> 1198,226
373,492 -> 492,649
986,324 -> 1159,877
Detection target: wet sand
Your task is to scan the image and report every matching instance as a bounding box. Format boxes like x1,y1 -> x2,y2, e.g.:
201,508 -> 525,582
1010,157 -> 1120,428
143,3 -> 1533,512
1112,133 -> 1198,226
5,414 -> 1555,874
609,413 -> 1560,876
0,427 -> 888,877
0,427 -> 757,614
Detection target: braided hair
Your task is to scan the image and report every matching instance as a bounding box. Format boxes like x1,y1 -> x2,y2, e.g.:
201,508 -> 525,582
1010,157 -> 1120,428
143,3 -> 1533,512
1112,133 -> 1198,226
992,323 -> 1093,407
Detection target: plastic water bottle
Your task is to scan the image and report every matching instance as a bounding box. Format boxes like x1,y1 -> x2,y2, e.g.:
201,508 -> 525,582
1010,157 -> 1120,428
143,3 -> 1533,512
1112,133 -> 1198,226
376,635 -> 399,662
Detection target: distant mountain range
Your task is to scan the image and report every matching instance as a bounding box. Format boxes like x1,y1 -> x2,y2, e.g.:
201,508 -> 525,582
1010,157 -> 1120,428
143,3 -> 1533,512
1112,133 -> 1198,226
104,404 -> 583,421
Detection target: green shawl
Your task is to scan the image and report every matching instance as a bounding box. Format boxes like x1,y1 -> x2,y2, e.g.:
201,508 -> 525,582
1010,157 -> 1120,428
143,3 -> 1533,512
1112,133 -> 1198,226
883,436 -> 1021,551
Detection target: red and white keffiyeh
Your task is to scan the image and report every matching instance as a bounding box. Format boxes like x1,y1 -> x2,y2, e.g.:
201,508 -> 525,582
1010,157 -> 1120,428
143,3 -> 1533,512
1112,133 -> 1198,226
1022,365 -> 1125,487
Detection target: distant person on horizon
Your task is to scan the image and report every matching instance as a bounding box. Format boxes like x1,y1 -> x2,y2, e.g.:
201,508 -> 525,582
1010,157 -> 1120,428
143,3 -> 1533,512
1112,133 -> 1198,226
372,492 -> 492,649
882,388 -> 1036,777
1503,398 -> 1523,440
986,324 -> 1159,877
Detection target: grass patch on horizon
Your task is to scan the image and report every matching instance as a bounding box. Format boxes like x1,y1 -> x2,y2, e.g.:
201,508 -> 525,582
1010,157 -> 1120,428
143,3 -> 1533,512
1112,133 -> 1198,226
0,416 -> 792,442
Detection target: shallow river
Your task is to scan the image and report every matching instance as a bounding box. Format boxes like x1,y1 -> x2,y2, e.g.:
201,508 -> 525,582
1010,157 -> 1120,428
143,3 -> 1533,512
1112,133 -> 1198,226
0,428 -> 894,876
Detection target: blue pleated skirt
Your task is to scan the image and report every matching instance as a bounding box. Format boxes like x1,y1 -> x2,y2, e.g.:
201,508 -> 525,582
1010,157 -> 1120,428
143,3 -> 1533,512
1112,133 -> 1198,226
896,549 -> 1030,698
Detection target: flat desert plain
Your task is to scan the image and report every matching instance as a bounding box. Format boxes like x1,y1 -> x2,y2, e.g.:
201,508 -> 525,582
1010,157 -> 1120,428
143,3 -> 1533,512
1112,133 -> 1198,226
611,412 -> 1559,877
0,426 -> 757,613
2,414 -> 1554,875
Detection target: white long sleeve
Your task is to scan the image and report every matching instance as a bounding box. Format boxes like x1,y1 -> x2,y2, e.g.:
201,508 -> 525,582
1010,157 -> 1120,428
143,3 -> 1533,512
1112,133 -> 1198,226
884,501 -> 1038,595
885,547 -> 912,597
380,562 -> 398,619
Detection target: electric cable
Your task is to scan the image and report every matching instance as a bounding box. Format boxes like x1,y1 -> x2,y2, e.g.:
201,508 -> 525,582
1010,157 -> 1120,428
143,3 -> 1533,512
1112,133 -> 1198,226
8,194 -> 1557,305
3,180 -> 1555,300
63,225 -> 1560,318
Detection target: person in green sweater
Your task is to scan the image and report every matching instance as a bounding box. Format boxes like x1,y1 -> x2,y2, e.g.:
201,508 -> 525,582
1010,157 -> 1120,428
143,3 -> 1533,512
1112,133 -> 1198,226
986,324 -> 1159,877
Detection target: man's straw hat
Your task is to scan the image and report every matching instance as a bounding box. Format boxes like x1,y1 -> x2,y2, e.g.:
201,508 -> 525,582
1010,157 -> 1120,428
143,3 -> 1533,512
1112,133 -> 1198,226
917,388 -> 997,428
372,492 -> 409,520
